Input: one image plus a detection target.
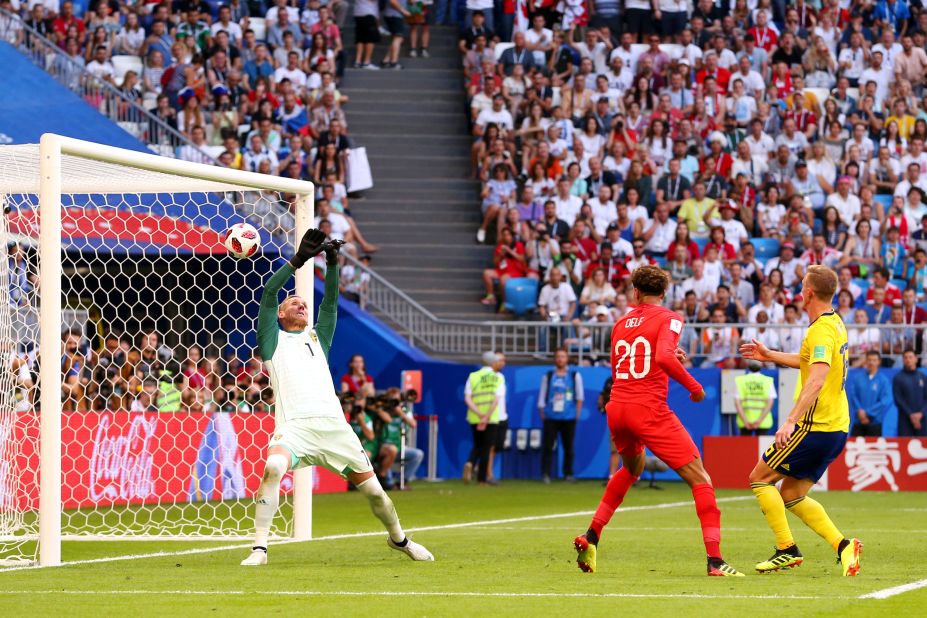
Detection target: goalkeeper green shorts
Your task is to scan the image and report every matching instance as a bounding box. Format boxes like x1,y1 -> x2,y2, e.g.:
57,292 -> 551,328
270,417 -> 374,478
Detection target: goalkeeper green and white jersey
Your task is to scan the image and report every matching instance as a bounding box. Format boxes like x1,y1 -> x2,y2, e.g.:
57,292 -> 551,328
257,263 -> 342,423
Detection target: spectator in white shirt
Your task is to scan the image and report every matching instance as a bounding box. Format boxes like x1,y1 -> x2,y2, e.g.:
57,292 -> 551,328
552,176 -> 583,226
211,5 -> 243,43
177,126 -> 212,164
243,134 -> 280,175
742,310 -> 781,353
894,162 -> 927,198
681,259 -> 715,306
475,94 -> 515,134
524,14 -> 553,66
637,202 -> 677,257
85,45 -> 115,84
274,51 -> 308,90
748,283 -> 785,324
764,242 -> 803,288
538,268 -> 577,322
779,304 -> 805,351
745,118 -> 776,159
826,175 -> 862,225
837,31 -> 867,85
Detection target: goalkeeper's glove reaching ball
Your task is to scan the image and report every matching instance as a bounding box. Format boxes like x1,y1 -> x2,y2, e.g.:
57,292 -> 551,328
322,239 -> 346,266
290,228 -> 327,269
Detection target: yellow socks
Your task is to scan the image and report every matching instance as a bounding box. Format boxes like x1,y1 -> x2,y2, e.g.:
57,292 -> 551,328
751,482 -> 795,550
785,495 -> 844,551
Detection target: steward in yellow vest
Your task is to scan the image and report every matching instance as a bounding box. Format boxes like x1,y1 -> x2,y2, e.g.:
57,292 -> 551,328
734,362 -> 776,435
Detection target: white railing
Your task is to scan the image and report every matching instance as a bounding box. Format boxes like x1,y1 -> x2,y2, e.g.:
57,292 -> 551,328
0,9 -> 217,163
342,255 -> 917,364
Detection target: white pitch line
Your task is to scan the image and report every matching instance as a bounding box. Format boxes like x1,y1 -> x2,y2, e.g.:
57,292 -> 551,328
859,578 -> 927,600
0,496 -> 752,574
0,590 -> 827,600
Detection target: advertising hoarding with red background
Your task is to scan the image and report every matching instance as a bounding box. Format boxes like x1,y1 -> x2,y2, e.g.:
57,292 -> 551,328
8,411 -> 346,512
705,436 -> 927,491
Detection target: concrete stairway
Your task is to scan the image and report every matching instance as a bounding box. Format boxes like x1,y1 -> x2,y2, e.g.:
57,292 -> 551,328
340,24 -> 498,321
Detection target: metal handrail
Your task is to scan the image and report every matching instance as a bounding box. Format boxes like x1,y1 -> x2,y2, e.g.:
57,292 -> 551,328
0,9 -> 218,164
341,254 -> 919,363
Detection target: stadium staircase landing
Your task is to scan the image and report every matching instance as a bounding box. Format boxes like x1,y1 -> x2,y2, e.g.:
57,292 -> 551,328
340,24 -> 497,321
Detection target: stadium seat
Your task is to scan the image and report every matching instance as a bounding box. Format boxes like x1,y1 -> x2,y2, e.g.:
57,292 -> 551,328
652,255 -> 667,268
693,236 -> 709,256
873,194 -> 893,210
853,277 -> 870,297
503,277 -> 538,317
846,87 -> 860,101
494,42 -> 514,61
200,145 -> 226,160
752,237 -> 781,264
892,278 -> 909,291
659,44 -> 682,58
249,17 -> 267,42
111,55 -> 143,84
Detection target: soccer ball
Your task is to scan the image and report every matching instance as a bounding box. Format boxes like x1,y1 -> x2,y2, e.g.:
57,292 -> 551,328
223,223 -> 261,259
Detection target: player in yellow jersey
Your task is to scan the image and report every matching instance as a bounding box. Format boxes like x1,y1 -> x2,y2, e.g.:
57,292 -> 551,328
740,265 -> 862,577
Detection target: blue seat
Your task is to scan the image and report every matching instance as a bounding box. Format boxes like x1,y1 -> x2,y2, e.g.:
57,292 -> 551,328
693,236 -> 710,256
873,194 -> 893,210
652,255 -> 667,268
751,237 -> 781,264
503,277 -> 539,317
891,277 -> 910,291
853,277 -> 870,297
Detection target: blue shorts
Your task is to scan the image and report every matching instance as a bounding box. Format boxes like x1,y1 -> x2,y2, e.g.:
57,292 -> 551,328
762,426 -> 847,482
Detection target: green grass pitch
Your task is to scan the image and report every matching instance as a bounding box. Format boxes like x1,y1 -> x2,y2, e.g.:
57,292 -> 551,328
0,481 -> 924,616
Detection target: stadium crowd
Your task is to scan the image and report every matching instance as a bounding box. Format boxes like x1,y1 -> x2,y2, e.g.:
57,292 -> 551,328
463,0 -> 927,366
0,0 -> 380,254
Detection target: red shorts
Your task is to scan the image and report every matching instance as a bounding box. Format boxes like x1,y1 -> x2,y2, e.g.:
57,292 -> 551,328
605,401 -> 701,470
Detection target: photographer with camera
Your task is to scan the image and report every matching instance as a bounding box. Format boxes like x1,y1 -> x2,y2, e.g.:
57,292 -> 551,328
380,387 -> 425,488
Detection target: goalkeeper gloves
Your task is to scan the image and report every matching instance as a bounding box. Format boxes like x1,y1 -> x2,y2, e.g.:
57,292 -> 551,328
289,228 -> 327,269
322,239 -> 346,266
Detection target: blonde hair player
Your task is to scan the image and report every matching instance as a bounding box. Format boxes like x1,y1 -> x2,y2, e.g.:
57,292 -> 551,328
240,229 -> 433,566
740,265 -> 862,576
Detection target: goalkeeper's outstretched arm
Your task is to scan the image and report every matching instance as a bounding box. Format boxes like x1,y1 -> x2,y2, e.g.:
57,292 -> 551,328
316,261 -> 340,359
256,263 -> 294,361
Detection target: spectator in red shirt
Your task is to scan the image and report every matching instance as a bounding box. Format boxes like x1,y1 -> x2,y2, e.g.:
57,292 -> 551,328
667,223 -> 701,263
482,226 -> 528,306
703,133 -> 733,179
341,354 -> 376,398
569,219 -> 598,265
585,242 -> 628,286
696,53 -> 731,95
785,92 -> 817,140
866,267 -> 903,306
747,10 -> 778,52
53,1 -> 86,40
182,344 -> 207,389
706,226 -> 738,263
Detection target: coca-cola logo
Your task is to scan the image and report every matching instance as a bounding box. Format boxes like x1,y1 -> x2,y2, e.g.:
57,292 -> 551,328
89,414 -> 157,502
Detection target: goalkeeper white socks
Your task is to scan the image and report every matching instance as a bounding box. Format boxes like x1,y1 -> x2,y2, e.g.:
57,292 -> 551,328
357,476 -> 406,544
253,453 -> 289,549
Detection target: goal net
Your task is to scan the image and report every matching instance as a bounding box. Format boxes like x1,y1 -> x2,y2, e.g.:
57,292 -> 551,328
0,135 -> 329,567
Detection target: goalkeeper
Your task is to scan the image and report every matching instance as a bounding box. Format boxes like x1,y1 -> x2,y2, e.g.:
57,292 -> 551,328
241,229 -> 434,566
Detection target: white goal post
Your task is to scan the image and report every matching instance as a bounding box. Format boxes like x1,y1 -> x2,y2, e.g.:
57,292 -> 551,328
0,134 -> 318,567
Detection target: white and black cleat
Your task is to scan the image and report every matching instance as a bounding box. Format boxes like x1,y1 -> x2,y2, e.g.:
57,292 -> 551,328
387,537 -> 434,561
240,547 -> 268,566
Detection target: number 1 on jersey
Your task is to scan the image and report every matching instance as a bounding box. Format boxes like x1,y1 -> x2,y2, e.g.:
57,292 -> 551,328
614,336 -> 652,380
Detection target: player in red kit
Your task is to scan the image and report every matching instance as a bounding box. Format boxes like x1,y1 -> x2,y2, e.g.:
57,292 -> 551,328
573,265 -> 744,577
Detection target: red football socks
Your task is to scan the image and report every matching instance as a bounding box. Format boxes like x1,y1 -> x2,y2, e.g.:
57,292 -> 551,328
589,467 -> 639,539
692,483 -> 722,558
